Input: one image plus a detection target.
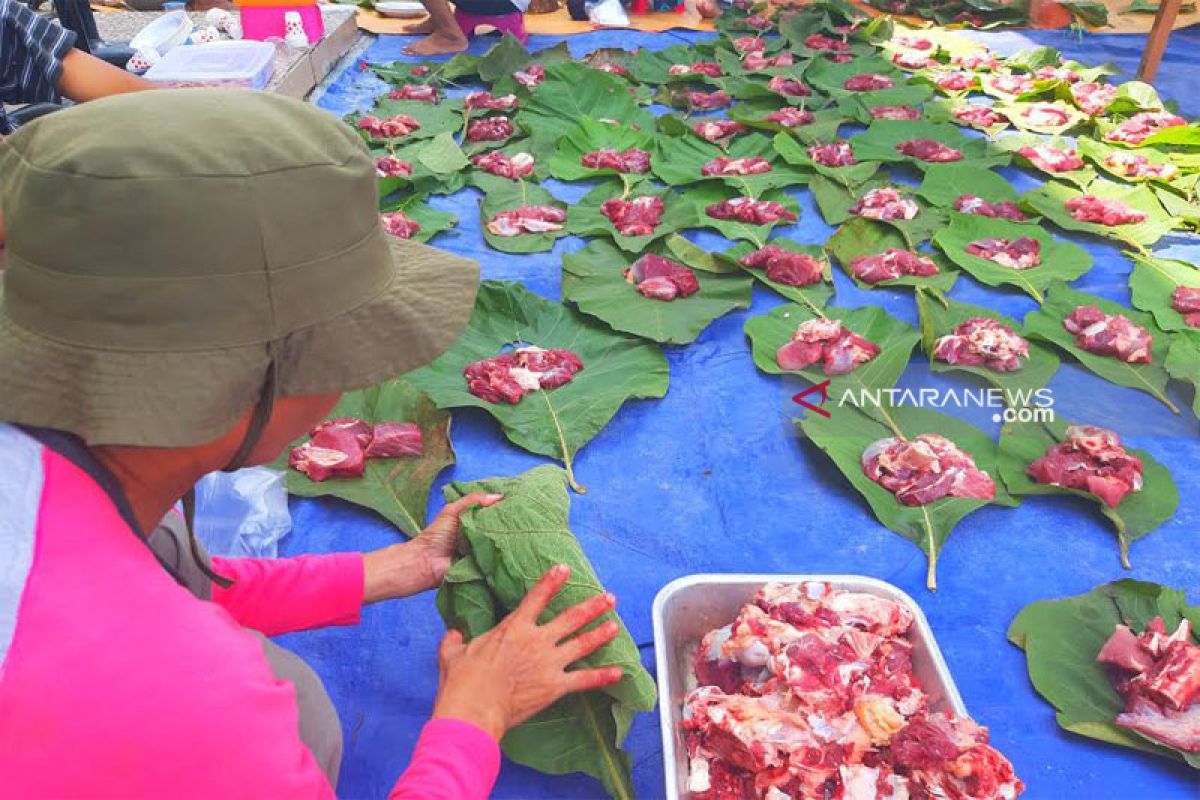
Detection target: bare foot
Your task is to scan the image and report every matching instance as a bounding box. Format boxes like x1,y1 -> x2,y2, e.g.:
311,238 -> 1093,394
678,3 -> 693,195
402,17 -> 435,34
402,32 -> 469,55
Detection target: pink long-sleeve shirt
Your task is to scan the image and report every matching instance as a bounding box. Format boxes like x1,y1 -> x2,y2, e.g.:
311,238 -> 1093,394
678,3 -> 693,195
0,425 -> 500,799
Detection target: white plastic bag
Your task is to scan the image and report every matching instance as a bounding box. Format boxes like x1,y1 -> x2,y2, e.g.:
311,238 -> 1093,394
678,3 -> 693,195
193,467 -> 293,558
588,0 -> 631,27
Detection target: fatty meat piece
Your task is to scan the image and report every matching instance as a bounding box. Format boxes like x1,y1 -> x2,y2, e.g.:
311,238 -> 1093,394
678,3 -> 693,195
1019,103 -> 1072,128
767,75 -> 812,97
893,50 -> 936,70
952,52 -> 1000,70
581,147 -> 652,174
986,73 -> 1035,96
1104,111 -> 1187,145
705,196 -> 797,224
1070,82 -> 1117,116
932,317 -> 1030,372
1027,424 -> 1144,507
463,346 -> 583,404
895,139 -> 963,163
1035,65 -> 1080,83
1017,144 -> 1084,172
512,63 -> 545,87
745,13 -> 771,28
701,156 -> 772,177
669,62 -> 722,77
1171,286 -> 1200,327
472,151 -> 535,179
1104,151 -> 1179,181
693,120 -> 747,142
850,187 -> 919,221
964,236 -> 1041,270
766,106 -> 815,127
935,71 -> 975,91
807,141 -> 857,167
375,155 -> 413,178
363,422 -> 424,458
774,317 -> 880,375
601,195 -> 666,236
862,434 -> 996,505
623,253 -> 699,301
1062,305 -> 1153,363
289,426 -> 366,482
464,91 -> 518,110
953,194 -> 1028,221
1064,194 -> 1147,226
849,249 -> 939,283
738,244 -> 823,287
742,52 -> 794,70
870,105 -> 921,121
357,114 -> 421,139
952,104 -> 1004,127
894,35 -> 933,50
805,33 -> 849,51
844,73 -> 895,91
732,35 -> 766,52
486,206 -> 567,237
380,211 -> 421,240
388,83 -> 438,103
593,63 -> 629,76
466,116 -> 514,142
687,90 -> 732,110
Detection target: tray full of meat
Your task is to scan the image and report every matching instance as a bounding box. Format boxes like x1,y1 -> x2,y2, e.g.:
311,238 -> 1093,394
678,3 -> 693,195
653,576 -> 1024,799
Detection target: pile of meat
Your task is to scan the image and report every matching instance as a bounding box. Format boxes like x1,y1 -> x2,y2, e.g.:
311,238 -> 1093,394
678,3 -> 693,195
1019,104 -> 1072,128
775,317 -> 880,375
472,151 -> 535,180
602,196 -> 666,236
805,33 -> 849,51
1172,286 -> 1200,327
1070,82 -> 1116,116
670,62 -> 723,77
933,317 -> 1030,372
1016,144 -> 1084,173
1064,195 -> 1147,226
1103,152 -> 1179,181
706,197 -> 797,225
463,346 -> 583,404
376,155 -> 413,178
850,188 -> 919,221
581,148 -> 652,174
935,71 -> 975,92
466,117 -> 514,142
513,64 -> 545,88
702,157 -> 773,177
1027,425 -> 1143,507
952,52 -> 999,70
623,254 -> 699,301
683,582 -> 1024,799
986,73 -> 1034,96
695,120 -> 748,142
1063,305 -> 1153,364
954,194 -> 1027,221
965,237 -> 1041,270
486,206 -> 567,237
1104,111 -> 1187,146
863,434 -> 997,506
464,91 -> 518,110
739,245 -> 824,287
357,114 -> 421,139
1035,65 -> 1079,83
953,104 -> 1004,128
767,76 -> 811,98
689,90 -> 732,110
389,84 -> 438,103
849,249 -> 939,283
893,50 -> 937,70
895,139 -> 963,163
766,107 -> 814,128
807,141 -> 857,167
844,73 -> 895,91
733,35 -> 766,52
381,211 -> 421,240
1097,615 -> 1200,752
870,105 -> 921,121
289,419 -> 424,482
743,52 -> 793,70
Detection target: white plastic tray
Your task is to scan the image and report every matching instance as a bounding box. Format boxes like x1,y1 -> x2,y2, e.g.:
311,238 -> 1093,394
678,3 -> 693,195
144,41 -> 277,90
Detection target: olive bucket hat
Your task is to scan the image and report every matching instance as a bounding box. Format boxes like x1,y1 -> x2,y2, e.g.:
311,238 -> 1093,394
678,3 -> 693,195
0,88 -> 479,450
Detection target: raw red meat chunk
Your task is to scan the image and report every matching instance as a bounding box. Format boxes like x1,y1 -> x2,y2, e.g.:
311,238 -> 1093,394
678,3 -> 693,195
895,138 -> 963,163
850,187 -> 919,221
732,35 -> 766,52
486,206 -> 567,237
701,156 -> 772,176
767,75 -> 811,97
863,434 -> 996,505
289,418 -> 424,481
1070,82 -> 1116,115
381,211 -> 421,239
952,104 -> 1004,127
364,422 -> 424,458
954,194 -> 1028,221
693,120 -> 747,142
1104,151 -> 1179,181
411,65 -> 430,76
893,50 -> 936,69
849,249 -> 939,283
464,346 -> 583,404
826,52 -> 854,64
669,62 -> 722,77
965,237 -> 1041,270
1098,616 -> 1200,752
844,73 -> 895,91
705,196 -> 797,224
472,151 -> 535,179
388,84 -> 438,103
1063,305 -> 1154,363
1105,111 -> 1187,145
357,114 -> 421,139
745,13 -> 771,29
871,105 -> 921,120
512,63 -> 545,87
1017,143 -> 1084,172
934,71 -> 975,91
601,195 -> 666,236
807,141 -> 857,167
986,73 -> 1035,96
623,253 -> 699,301
775,317 -> 880,375
766,107 -> 815,127
375,155 -> 413,178
1019,103 -> 1072,128
581,147 -> 652,174
1028,425 -> 1144,507
952,51 -> 999,70
464,91 -> 518,110
895,35 -> 933,50
739,244 -> 824,287
1064,194 -> 1147,226
805,33 -> 849,51
742,51 -> 793,70
687,90 -> 732,110
1171,286 -> 1200,327
466,117 -> 514,142
933,317 -> 1030,372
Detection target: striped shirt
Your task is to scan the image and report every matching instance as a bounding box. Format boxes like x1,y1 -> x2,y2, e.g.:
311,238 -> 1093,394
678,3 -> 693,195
0,0 -> 75,134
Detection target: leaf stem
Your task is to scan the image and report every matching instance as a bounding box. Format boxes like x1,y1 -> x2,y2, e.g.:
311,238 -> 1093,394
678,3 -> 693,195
923,508 -> 938,591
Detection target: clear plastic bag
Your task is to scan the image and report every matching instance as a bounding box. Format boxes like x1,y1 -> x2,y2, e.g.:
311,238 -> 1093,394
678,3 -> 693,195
192,467 -> 293,558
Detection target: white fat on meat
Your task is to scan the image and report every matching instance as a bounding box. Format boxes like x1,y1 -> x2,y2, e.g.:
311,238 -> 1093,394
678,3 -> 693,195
687,755 -> 711,792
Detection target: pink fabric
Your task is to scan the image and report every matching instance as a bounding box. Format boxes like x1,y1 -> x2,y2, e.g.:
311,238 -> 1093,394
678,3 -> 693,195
455,10 -> 528,43
389,718 -> 501,800
0,447 -> 500,799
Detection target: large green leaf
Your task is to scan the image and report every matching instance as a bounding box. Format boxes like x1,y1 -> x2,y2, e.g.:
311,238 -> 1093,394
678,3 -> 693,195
273,380 -> 453,536
836,84 -> 936,119
476,34 -> 532,83
813,176 -> 949,248
562,240 -> 752,345
479,181 -> 570,254
1166,332 -> 1200,418
356,99 -> 463,144
517,63 -> 652,150
998,134 -> 1097,189
1075,137 -> 1192,189
651,132 -> 811,192
731,102 -> 849,144
826,217 -> 958,293
1129,254 -> 1200,332
932,211 -> 1093,302
916,162 -> 1021,209
685,184 -> 800,245
466,136 -> 555,185
997,415 -> 1178,567
774,134 -> 881,187
850,119 -> 1011,169
722,238 -> 834,307
994,100 -> 1087,135
549,117 -> 655,183
1024,282 -> 1179,413
1020,179 -> 1175,249
800,403 -> 1015,590
804,54 -> 905,97
1008,580 -> 1200,768
406,281 -> 669,491
568,181 -> 699,253
628,44 -> 727,85
437,466 -> 658,800
920,97 -> 1010,136
380,192 -> 458,244
916,292 -> 1060,399
374,133 -> 469,198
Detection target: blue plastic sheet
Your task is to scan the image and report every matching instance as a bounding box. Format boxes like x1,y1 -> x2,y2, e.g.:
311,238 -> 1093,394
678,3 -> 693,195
277,25 -> 1200,799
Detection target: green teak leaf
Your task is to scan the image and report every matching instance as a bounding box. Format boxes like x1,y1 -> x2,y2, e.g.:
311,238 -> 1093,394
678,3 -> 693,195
1020,179 -> 1175,249
1128,254 -> 1200,332
685,183 -> 801,245
826,217 -> 958,293
479,181 -> 570,254
916,163 -> 1021,209
568,181 -> 700,253
850,119 -> 1011,170
1165,333 -> 1200,418
774,134 -> 881,187
380,192 -> 459,244
549,117 -> 656,183
813,176 -> 949,247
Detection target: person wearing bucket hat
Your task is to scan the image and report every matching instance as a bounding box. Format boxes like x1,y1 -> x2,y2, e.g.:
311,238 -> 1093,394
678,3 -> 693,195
0,89 -> 625,798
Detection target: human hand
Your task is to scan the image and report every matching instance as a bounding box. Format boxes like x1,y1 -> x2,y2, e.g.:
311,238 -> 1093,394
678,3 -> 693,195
414,492 -> 503,587
431,564 -> 624,741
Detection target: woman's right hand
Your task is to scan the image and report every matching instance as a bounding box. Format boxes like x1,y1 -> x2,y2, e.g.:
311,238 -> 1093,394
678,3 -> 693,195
430,564 -> 624,741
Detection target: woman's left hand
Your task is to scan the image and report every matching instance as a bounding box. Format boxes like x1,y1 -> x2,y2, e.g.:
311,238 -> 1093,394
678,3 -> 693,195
362,492 -> 503,603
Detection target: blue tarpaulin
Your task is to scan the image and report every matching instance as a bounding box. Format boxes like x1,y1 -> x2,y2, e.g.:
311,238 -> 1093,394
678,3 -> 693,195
277,23 -> 1200,799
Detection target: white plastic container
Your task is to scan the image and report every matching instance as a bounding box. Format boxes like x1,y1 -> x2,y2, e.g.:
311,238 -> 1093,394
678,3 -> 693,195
144,40 -> 277,90
129,10 -> 195,58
